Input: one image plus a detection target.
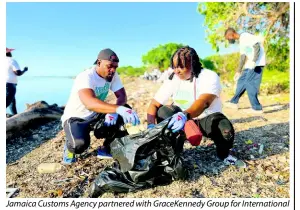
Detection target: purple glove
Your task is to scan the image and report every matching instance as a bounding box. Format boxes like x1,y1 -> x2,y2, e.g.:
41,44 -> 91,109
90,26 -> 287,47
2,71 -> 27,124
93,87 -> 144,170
168,112 -> 187,133
104,113 -> 118,126
116,106 -> 140,126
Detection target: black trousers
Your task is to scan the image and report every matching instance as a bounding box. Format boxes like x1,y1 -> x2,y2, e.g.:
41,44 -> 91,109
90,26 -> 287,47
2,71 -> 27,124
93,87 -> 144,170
6,83 -> 18,115
156,105 -> 235,160
63,105 -> 130,154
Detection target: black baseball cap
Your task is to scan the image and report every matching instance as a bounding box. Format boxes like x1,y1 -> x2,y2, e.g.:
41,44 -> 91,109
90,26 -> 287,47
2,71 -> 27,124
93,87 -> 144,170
94,48 -> 119,64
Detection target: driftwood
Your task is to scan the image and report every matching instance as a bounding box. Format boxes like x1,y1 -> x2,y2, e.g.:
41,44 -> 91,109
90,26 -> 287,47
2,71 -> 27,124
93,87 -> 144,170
6,101 -> 64,139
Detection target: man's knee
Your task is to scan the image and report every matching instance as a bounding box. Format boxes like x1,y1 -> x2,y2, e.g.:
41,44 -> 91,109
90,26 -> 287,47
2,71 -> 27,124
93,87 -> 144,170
66,137 -> 90,154
218,118 -> 234,142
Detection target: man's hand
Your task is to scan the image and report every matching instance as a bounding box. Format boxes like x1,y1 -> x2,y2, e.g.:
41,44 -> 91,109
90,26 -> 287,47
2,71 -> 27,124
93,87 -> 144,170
104,113 -> 118,126
24,67 -> 28,72
116,106 -> 140,126
168,112 -> 187,133
234,72 -> 241,82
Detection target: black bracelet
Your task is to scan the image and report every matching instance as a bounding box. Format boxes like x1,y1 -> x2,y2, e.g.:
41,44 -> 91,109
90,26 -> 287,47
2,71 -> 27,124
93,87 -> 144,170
183,111 -> 191,120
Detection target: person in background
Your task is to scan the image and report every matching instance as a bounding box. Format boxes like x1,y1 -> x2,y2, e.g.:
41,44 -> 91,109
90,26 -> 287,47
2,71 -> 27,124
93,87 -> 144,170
146,46 -> 236,165
6,47 -> 28,116
61,48 -> 140,164
224,28 -> 266,114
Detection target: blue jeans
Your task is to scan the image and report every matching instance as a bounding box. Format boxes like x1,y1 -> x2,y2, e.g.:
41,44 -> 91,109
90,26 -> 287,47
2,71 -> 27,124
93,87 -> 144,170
230,66 -> 263,110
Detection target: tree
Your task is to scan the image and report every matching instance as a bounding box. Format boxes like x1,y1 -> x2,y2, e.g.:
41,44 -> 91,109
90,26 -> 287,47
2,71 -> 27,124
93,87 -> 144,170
198,2 -> 290,72
142,43 -> 184,70
198,2 -> 289,51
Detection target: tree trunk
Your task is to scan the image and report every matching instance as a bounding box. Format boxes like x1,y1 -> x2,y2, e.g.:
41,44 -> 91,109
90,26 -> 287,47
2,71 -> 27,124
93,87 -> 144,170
6,101 -> 64,139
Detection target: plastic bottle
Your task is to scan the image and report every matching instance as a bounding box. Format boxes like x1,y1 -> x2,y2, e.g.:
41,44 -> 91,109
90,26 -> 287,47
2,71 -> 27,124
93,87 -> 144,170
37,163 -> 62,174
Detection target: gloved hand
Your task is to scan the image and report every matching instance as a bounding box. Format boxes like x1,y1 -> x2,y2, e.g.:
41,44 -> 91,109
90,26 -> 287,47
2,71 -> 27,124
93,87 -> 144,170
104,113 -> 118,126
24,67 -> 28,72
168,112 -> 187,133
147,124 -> 155,129
116,106 -> 140,126
248,61 -> 256,69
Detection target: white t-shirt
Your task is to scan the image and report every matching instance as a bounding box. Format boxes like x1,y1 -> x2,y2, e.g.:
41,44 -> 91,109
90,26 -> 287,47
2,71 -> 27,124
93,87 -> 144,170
154,69 -> 222,119
239,32 -> 266,68
61,66 -> 123,123
5,57 -> 21,84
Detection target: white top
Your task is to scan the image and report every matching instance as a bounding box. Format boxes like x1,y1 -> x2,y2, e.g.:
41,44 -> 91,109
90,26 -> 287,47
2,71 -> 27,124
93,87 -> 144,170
61,66 -> 123,123
154,69 -> 222,119
5,57 -> 21,84
239,32 -> 266,68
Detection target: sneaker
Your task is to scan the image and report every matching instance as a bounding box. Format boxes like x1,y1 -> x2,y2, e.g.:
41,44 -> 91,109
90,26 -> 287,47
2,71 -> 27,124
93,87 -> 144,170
97,146 -> 113,159
243,109 -> 264,115
223,102 -> 239,110
62,143 -> 76,165
223,155 -> 238,165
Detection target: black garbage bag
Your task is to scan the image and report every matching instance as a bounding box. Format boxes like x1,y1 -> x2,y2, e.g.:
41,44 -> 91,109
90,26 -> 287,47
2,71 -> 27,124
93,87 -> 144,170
93,115 -> 129,150
89,119 -> 187,198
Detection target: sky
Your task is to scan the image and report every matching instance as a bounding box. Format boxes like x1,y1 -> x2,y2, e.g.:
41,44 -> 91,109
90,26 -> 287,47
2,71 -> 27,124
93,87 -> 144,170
6,2 -> 238,77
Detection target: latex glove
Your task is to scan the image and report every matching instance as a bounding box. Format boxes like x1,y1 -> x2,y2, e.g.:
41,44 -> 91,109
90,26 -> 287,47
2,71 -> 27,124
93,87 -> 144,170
248,61 -> 256,69
104,113 -> 118,126
234,72 -> 241,82
168,112 -> 187,133
116,106 -> 140,126
147,124 -> 155,129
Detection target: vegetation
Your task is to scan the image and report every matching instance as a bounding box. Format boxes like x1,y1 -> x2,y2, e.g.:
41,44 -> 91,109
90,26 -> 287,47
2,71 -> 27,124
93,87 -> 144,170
116,3 -> 290,94
198,2 -> 290,93
142,43 -> 184,70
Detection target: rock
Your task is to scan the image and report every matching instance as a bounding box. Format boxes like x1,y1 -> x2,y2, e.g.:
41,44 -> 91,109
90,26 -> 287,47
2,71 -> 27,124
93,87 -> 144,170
266,170 -> 273,177
235,160 -> 247,168
277,156 -> 287,163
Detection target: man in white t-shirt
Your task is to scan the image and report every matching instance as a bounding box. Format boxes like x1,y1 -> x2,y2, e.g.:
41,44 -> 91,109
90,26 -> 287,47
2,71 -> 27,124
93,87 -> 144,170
61,48 -> 140,164
224,28 -> 266,113
147,46 -> 236,164
6,48 -> 28,116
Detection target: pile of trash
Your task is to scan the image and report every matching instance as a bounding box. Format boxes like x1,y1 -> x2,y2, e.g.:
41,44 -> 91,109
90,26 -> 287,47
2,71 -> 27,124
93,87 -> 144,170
142,68 -> 174,83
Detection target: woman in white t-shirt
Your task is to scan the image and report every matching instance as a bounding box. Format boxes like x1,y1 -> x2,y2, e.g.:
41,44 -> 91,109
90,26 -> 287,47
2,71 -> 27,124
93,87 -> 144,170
147,46 -> 236,163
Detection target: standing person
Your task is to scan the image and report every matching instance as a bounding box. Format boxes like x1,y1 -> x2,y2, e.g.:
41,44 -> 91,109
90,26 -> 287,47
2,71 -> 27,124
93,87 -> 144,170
61,48 -> 140,164
147,46 -> 236,164
224,28 -> 266,114
6,47 -> 28,116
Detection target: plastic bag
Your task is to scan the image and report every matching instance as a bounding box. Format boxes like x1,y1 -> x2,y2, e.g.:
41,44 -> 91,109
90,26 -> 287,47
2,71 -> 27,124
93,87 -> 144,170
89,119 -> 187,197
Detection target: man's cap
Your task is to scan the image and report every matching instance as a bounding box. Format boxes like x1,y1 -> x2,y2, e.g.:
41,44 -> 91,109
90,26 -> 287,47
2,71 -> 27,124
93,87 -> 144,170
94,48 -> 119,65
6,48 -> 15,53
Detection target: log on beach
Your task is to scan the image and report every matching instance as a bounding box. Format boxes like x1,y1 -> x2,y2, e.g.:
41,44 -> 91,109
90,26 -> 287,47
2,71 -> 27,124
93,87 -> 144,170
6,101 -> 64,139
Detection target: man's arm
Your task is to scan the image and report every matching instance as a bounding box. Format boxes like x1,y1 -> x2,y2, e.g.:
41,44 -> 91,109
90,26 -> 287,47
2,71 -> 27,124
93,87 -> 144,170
78,89 -> 118,114
14,67 -> 28,76
114,87 -> 127,106
237,54 -> 247,73
184,94 -> 216,118
147,99 -> 162,124
252,42 -> 261,62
